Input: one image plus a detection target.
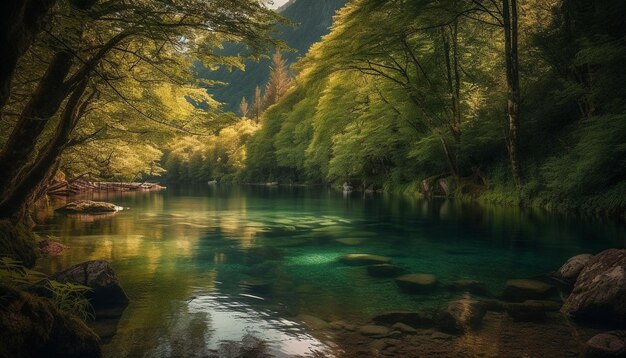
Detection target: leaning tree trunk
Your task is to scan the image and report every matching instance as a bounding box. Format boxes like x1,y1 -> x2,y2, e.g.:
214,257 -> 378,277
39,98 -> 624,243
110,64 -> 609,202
503,0 -> 522,186
0,0 -> 58,108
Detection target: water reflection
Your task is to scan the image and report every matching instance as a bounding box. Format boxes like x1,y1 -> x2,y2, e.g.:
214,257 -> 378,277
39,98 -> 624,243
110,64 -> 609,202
34,185 -> 624,357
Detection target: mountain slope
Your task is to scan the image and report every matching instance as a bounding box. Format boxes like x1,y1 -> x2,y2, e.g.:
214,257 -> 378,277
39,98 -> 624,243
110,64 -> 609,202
196,0 -> 347,113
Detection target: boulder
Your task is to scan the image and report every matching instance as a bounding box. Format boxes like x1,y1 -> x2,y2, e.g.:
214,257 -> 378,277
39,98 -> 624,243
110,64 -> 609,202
584,331 -> 626,357
38,240 -> 69,257
502,279 -> 555,302
0,285 -> 101,358
562,249 -> 626,325
557,254 -> 593,282
372,311 -> 434,328
445,280 -> 492,297
437,299 -> 487,333
358,325 -> 390,337
339,254 -> 392,266
395,274 -> 438,293
55,200 -> 121,214
505,300 -> 560,322
366,264 -> 408,278
50,260 -> 129,317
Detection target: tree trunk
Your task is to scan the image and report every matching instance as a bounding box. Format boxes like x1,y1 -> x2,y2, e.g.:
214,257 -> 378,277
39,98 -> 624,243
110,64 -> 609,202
503,0 -> 522,186
0,0 -> 58,108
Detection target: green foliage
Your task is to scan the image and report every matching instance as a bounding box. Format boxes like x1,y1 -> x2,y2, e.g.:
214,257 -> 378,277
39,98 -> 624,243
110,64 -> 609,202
0,257 -> 46,288
46,280 -> 95,322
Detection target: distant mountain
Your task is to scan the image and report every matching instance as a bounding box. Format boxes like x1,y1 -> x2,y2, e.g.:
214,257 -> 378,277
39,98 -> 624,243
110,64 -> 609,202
195,0 -> 347,113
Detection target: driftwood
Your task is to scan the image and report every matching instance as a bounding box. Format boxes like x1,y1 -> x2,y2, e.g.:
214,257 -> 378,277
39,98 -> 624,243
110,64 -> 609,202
47,179 -> 164,196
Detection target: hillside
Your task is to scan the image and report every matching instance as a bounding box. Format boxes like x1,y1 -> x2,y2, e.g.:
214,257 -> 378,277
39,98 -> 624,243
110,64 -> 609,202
195,0 -> 347,113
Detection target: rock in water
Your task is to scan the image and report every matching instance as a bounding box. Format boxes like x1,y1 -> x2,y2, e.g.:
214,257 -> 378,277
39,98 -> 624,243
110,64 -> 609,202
584,331 -> 626,357
56,200 -> 121,213
395,274 -> 438,293
50,260 -> 129,317
358,325 -> 390,337
372,311 -> 434,328
502,279 -> 555,302
38,240 -> 69,257
437,300 -> 487,333
562,249 -> 626,325
505,300 -> 560,322
366,264 -> 408,278
557,254 -> 593,282
339,254 -> 392,266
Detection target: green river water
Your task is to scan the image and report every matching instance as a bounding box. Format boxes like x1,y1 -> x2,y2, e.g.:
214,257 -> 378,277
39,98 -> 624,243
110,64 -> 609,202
34,185 -> 625,357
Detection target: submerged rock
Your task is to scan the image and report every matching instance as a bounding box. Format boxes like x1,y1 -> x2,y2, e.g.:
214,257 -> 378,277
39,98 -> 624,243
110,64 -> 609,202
445,280 -> 492,297
391,322 -> 417,334
339,254 -> 392,266
584,331 -> 626,357
240,278 -> 272,294
557,254 -> 593,282
366,264 -> 408,278
0,285 -> 101,357
336,238 -> 367,246
505,300 -> 560,322
562,249 -> 626,325
395,274 -> 438,293
502,279 -> 555,302
372,311 -> 434,328
437,299 -> 486,333
56,200 -> 121,214
38,240 -> 69,257
359,325 -> 390,337
297,314 -> 329,330
50,260 -> 129,317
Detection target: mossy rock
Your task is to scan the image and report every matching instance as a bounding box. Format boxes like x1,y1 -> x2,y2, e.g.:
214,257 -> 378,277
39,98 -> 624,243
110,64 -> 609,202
55,200 -> 121,214
0,285 -> 101,357
395,274 -> 438,293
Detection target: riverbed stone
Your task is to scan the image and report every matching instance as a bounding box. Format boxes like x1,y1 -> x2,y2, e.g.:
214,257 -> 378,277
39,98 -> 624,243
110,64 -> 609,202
38,240 -> 69,257
562,249 -> 626,325
584,331 -> 626,357
366,264 -> 408,278
297,314 -> 329,330
505,300 -> 561,322
55,200 -> 121,213
391,322 -> 417,334
240,278 -> 272,293
437,299 -> 486,333
395,274 -> 438,293
502,279 -> 555,302
478,299 -> 507,312
339,254 -> 392,265
557,254 -> 593,282
336,238 -> 367,246
446,279 -> 492,297
359,325 -> 390,337
49,260 -> 129,316
372,311 -> 434,328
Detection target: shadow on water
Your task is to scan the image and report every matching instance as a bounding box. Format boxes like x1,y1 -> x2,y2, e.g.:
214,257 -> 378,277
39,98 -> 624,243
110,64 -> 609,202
34,185 -> 625,357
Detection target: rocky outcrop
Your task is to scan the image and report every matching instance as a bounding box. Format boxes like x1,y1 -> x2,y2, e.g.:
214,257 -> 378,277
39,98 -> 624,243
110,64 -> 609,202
502,279 -> 556,302
437,300 -> 486,333
557,254 -> 593,282
0,285 -> 101,358
339,254 -> 392,266
395,274 -> 438,293
55,200 -> 121,214
38,240 -> 68,257
49,260 -> 129,317
584,331 -> 626,357
562,249 -> 626,325
366,264 -> 408,278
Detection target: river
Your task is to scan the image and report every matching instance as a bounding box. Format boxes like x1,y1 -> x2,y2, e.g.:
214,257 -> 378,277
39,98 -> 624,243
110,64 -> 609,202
34,185 -> 625,357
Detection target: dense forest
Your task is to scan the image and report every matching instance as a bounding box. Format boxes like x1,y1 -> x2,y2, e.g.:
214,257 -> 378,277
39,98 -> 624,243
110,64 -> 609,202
165,0 -> 626,217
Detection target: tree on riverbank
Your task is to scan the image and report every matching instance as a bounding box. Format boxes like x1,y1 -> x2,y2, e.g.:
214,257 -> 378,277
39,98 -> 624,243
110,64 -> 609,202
0,0 -> 283,263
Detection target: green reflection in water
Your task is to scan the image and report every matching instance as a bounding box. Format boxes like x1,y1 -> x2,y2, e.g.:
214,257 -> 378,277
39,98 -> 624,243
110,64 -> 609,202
35,185 -> 625,357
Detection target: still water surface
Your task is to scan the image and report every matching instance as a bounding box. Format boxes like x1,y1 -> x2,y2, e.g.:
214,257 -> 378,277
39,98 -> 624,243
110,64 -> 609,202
35,186 -> 625,357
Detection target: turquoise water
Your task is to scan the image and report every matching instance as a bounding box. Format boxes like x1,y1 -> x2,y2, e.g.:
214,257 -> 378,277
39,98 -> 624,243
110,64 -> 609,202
35,186 -> 625,357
